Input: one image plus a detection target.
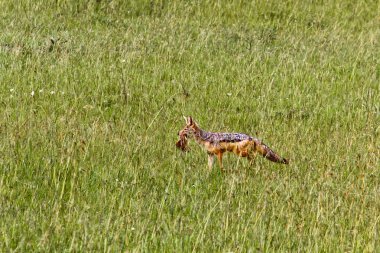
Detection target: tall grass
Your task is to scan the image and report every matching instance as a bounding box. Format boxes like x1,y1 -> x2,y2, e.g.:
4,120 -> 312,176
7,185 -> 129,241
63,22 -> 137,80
0,0 -> 379,251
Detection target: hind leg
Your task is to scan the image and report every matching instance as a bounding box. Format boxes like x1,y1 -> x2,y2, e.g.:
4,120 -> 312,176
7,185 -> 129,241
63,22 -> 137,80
247,152 -> 257,166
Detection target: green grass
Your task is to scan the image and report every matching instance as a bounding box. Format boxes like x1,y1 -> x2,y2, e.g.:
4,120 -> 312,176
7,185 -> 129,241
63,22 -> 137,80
0,0 -> 379,251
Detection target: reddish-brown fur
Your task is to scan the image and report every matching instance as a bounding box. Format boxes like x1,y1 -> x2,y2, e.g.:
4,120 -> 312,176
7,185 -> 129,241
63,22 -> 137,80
176,116 -> 289,170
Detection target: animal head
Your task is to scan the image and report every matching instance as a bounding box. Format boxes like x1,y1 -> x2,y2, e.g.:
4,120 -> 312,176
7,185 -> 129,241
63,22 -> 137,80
175,116 -> 198,151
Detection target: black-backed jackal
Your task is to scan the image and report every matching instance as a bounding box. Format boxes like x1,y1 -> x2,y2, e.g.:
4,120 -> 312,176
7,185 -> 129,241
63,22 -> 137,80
176,116 -> 288,170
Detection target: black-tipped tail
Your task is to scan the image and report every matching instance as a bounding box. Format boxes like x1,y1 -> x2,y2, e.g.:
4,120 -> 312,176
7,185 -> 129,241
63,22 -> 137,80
254,139 -> 289,164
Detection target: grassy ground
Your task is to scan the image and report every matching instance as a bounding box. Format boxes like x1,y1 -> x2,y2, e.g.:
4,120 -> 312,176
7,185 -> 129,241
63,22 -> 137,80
0,0 -> 379,251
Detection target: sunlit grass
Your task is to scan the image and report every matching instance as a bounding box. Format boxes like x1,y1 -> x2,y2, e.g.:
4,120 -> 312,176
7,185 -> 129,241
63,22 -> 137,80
0,0 -> 379,251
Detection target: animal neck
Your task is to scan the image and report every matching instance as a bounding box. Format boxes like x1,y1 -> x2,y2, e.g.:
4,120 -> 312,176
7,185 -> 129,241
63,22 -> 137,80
192,125 -> 208,144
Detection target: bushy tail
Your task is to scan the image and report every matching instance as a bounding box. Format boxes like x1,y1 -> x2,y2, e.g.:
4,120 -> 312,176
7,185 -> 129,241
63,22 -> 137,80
254,139 -> 289,164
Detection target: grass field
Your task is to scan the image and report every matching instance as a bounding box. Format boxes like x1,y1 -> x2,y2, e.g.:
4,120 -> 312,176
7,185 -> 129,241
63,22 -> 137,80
0,0 -> 379,251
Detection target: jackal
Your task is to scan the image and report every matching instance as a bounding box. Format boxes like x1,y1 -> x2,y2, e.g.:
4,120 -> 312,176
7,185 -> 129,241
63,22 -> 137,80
176,116 -> 288,170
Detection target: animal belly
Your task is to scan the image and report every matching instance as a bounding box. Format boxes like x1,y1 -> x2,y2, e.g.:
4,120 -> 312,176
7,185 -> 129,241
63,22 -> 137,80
222,143 -> 240,156
206,141 -> 251,157
230,141 -> 251,157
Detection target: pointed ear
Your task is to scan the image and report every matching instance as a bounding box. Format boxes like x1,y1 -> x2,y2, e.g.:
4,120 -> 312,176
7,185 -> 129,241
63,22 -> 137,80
187,116 -> 193,125
183,116 -> 194,125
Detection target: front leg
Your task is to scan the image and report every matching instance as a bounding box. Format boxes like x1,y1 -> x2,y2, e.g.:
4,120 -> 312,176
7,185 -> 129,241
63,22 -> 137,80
216,152 -> 224,171
207,152 -> 214,170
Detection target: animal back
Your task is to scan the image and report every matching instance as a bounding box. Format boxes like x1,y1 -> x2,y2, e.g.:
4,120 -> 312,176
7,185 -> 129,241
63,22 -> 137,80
202,132 -> 252,144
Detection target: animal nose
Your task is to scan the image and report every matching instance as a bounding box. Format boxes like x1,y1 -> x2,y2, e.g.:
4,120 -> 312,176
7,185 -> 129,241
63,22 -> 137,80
177,131 -> 180,135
